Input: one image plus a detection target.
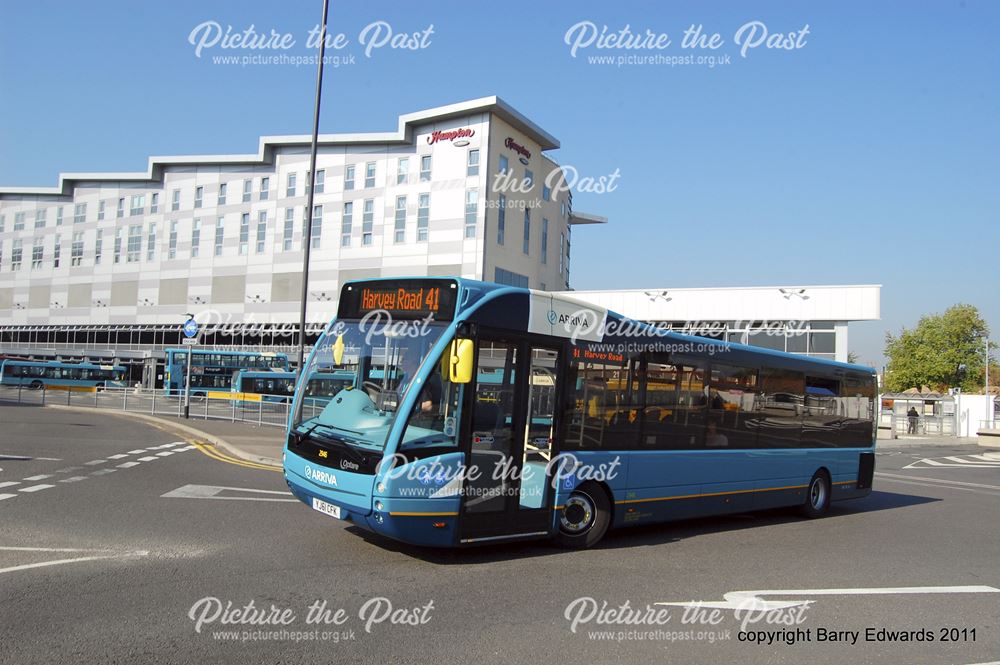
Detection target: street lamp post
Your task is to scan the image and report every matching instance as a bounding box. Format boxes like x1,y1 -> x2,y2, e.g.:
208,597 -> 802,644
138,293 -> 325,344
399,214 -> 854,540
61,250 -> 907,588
295,0 -> 332,425
182,312 -> 196,419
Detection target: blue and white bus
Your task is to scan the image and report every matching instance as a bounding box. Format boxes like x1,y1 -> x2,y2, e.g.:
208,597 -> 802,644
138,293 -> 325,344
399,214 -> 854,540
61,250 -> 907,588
163,349 -> 290,396
0,360 -> 127,390
232,369 -> 354,403
283,278 -> 877,549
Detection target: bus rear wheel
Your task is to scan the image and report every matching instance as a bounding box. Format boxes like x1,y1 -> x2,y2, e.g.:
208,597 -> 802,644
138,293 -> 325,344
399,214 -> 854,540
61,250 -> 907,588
29,380 -> 43,391
800,470 -> 831,518
555,482 -> 611,549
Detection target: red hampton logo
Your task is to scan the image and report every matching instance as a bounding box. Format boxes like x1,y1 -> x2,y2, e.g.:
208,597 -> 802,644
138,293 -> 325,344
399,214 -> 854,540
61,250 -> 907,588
504,137 -> 531,160
426,128 -> 475,145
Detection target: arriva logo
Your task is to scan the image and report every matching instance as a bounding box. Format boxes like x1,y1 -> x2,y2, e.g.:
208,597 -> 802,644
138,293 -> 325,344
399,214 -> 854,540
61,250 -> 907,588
304,465 -> 338,486
547,309 -> 558,325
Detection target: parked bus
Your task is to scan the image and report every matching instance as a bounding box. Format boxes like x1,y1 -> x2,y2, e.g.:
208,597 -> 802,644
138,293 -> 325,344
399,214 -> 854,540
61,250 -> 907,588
283,278 -> 876,549
231,369 -> 355,403
0,360 -> 127,390
163,349 -> 289,396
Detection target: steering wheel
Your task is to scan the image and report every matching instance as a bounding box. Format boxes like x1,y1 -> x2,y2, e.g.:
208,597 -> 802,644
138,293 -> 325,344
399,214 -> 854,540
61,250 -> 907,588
362,380 -> 382,402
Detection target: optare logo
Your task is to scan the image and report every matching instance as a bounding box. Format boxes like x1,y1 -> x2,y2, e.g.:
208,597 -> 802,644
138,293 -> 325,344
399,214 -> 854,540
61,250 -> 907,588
340,459 -> 360,472
547,309 -> 558,325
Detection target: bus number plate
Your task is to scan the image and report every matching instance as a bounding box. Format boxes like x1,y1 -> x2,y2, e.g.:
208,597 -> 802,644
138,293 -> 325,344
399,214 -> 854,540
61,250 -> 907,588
311,498 -> 342,519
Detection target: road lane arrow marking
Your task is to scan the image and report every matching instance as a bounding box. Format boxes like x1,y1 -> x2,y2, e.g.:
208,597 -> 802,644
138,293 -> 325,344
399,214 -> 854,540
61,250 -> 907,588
161,484 -> 296,502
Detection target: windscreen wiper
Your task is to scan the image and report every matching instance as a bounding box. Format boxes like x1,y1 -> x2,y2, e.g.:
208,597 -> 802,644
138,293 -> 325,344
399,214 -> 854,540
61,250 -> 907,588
299,423 -> 366,464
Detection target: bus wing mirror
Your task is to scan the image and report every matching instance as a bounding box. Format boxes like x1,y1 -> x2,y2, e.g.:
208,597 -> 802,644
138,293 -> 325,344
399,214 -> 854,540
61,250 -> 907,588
449,339 -> 474,384
332,334 -> 345,366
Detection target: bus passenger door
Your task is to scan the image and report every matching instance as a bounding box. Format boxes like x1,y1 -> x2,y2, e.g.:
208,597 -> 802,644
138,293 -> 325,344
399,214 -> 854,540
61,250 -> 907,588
458,337 -> 560,544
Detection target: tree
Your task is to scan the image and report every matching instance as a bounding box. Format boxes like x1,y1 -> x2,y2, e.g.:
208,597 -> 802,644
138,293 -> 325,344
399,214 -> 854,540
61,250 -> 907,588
884,304 -> 988,393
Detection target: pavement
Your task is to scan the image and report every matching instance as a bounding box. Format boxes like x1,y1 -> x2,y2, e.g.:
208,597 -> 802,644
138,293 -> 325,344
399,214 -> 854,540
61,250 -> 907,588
2,403 -> 1000,664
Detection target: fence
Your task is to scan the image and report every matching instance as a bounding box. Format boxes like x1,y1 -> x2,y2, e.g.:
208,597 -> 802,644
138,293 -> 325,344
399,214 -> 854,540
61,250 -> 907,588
879,412 -> 956,436
0,384 -> 301,428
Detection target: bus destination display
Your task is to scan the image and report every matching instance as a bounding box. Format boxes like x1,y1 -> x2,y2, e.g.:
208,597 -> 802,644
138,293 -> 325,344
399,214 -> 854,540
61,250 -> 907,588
339,280 -> 458,320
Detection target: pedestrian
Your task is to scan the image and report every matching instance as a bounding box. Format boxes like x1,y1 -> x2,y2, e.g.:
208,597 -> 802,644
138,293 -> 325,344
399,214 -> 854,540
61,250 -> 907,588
907,406 -> 919,434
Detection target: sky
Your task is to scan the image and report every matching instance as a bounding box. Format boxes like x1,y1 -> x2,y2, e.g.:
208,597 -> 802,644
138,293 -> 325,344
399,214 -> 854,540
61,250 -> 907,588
1,0 -> 997,367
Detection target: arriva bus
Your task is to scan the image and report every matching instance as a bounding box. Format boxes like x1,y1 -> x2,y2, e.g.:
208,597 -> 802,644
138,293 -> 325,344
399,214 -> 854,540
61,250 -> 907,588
283,278 -> 876,549
163,349 -> 290,396
0,360 -> 127,390
231,369 -> 354,403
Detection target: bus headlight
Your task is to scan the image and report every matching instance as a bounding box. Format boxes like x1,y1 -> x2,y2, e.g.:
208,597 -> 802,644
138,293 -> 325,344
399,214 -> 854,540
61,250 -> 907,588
374,500 -> 384,511
376,482 -> 386,493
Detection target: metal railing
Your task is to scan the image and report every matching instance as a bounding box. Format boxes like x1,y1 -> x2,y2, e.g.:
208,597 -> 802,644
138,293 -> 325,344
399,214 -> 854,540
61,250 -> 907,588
979,420 -> 1000,431
879,412 -> 956,436
0,384 -> 300,428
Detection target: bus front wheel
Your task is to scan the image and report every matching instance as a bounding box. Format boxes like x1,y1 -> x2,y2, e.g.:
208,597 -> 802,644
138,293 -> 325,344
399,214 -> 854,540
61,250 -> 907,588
29,380 -> 43,391
555,482 -> 611,549
800,470 -> 831,518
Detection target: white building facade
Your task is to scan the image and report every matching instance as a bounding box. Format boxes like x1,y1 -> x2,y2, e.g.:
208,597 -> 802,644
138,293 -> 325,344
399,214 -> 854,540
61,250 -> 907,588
0,97 -> 602,374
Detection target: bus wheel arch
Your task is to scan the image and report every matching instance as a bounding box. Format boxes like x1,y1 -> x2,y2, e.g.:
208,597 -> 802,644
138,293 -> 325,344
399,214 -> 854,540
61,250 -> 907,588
555,481 -> 612,549
801,467 -> 832,518
29,380 -> 43,390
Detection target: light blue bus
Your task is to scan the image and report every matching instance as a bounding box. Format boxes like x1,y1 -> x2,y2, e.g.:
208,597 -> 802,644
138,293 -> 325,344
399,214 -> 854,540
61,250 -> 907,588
163,349 -> 290,396
0,360 -> 127,390
283,278 -> 877,549
232,369 -> 355,403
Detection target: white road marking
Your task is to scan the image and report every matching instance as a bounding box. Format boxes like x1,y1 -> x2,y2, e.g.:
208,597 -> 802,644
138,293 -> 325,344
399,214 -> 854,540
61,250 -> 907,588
658,585 -> 1000,611
155,451 -> 174,457
107,454 -> 129,460
59,476 -> 87,483
161,484 -> 296,502
0,550 -> 150,575
55,467 -> 82,473
126,450 -> 146,454
0,481 -> 20,489
19,484 -> 55,493
117,462 -> 140,469
137,456 -> 158,462
22,475 -> 52,481
876,472 -> 1000,492
90,469 -> 116,476
904,454 -> 1000,469
0,494 -> 16,501
84,460 -> 106,466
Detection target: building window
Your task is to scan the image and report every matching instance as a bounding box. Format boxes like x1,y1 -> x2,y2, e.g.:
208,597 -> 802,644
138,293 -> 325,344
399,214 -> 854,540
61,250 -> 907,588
145,223 -> 156,261
559,232 -> 564,275
94,230 -> 102,265
417,193 -> 429,242
465,189 -> 478,238
314,169 -> 325,195
150,192 -> 159,213
344,165 -> 355,191
14,212 -> 25,230
396,158 -> 408,185
0,215 -> 5,233
127,224 -> 142,263
35,209 -> 46,229
239,213 -> 250,255
281,172 -> 293,197
524,169 -> 533,190
191,219 -> 201,258
131,194 -> 145,216
365,162 -> 376,188
283,209 -> 294,251
362,199 -> 374,246
56,207 -> 64,226
168,221 -> 178,259
194,187 -> 203,209
114,228 -> 124,263
495,267 -> 529,288
256,211 -> 267,253
53,235 -> 61,267
97,202 -> 105,221
171,190 -> 180,212
117,198 -> 125,218
259,177 -> 269,201
74,203 -> 86,224
420,155 -> 431,182
541,218 -> 548,264
542,183 -> 551,201
467,149 -> 479,177
242,179 -> 252,203
341,202 -> 352,247
394,196 -> 406,244
497,195 -> 506,245
499,155 -> 509,175
214,217 -> 225,256
522,209 -> 531,255
11,239 -> 22,271
310,205 -> 322,249
218,183 -> 227,206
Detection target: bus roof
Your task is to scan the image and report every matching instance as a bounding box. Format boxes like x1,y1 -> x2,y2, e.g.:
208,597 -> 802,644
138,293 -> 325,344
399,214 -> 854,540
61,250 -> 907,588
340,277 -> 876,376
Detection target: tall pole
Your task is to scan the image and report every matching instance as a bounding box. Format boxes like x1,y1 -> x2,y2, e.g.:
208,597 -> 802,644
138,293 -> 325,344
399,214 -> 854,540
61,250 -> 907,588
987,337 -> 991,421
296,0 -> 331,421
